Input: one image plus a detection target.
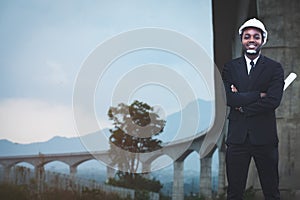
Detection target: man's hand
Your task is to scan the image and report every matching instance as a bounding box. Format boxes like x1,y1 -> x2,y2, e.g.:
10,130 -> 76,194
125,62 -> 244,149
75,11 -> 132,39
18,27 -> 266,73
231,85 -> 243,112
231,84 -> 238,93
260,92 -> 267,98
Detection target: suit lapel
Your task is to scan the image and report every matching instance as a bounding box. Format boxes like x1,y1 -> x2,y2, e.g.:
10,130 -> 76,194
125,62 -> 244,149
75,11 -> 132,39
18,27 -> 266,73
235,57 -> 250,90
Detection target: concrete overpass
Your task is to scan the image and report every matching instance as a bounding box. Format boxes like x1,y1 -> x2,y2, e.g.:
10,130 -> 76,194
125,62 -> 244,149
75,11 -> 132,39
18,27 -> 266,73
0,132 -> 224,200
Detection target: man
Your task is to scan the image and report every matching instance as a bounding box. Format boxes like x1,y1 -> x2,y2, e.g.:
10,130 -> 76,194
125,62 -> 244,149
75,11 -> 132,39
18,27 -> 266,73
222,18 -> 284,200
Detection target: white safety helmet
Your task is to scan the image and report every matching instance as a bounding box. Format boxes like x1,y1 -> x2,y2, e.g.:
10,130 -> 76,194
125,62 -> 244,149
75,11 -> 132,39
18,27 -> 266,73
238,18 -> 268,45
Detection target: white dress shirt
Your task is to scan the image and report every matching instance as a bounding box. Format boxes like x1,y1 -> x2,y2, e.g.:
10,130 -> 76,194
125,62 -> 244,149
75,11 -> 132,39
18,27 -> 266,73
244,55 -> 260,74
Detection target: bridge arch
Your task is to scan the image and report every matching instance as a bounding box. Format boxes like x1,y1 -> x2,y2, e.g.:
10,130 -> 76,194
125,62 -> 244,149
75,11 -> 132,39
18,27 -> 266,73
77,159 -> 109,182
68,157 -> 95,169
15,162 -> 35,171
44,161 -> 70,175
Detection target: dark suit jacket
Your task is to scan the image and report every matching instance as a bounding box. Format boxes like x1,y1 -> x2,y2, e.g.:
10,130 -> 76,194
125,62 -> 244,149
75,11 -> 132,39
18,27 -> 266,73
222,55 -> 284,145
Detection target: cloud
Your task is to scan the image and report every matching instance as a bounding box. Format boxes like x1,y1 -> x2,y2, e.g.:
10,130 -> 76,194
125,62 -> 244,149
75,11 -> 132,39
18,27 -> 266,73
45,60 -> 69,85
0,98 -> 98,144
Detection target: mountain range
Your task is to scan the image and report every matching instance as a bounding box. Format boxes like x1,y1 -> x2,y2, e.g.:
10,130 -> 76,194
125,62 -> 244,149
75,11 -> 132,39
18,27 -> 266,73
0,99 -> 213,156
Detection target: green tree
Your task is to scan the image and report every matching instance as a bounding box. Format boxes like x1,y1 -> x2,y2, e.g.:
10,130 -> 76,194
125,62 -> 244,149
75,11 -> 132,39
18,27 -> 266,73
108,100 -> 165,173
107,100 -> 165,193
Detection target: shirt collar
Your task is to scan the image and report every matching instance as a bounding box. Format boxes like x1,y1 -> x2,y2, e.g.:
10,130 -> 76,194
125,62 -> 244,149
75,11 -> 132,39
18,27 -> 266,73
244,55 -> 260,65
244,55 -> 260,74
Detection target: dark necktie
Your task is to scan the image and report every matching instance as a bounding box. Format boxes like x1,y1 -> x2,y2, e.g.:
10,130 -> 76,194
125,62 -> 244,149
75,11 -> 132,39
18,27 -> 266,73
249,60 -> 255,74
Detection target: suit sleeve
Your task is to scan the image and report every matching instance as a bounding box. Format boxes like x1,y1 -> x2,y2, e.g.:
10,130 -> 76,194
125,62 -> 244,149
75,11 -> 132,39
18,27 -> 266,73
222,63 -> 260,108
243,63 -> 284,117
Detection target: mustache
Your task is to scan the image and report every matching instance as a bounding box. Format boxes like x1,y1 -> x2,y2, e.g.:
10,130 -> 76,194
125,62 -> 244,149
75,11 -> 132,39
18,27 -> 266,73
247,42 -> 257,46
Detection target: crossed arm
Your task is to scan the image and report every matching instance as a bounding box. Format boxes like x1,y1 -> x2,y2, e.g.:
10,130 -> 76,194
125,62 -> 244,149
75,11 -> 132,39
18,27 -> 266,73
230,84 -> 266,112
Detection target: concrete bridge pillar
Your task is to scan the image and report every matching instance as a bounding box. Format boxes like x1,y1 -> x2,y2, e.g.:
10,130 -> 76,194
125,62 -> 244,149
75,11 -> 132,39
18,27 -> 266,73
70,165 -> 77,179
35,165 -> 45,194
172,160 -> 184,200
106,166 -> 116,181
217,149 -> 226,196
254,1 -> 300,198
200,156 -> 212,199
3,165 -> 11,183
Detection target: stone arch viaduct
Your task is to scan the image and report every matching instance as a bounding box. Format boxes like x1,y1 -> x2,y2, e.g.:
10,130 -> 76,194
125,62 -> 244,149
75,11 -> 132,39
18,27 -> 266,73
0,132 -> 225,200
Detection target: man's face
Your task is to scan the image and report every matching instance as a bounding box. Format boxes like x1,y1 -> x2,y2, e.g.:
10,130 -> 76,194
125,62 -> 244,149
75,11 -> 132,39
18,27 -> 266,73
241,27 -> 263,54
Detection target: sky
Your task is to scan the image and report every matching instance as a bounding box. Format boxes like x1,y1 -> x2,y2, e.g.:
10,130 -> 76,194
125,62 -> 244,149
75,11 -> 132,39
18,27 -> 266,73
0,0 -> 214,144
